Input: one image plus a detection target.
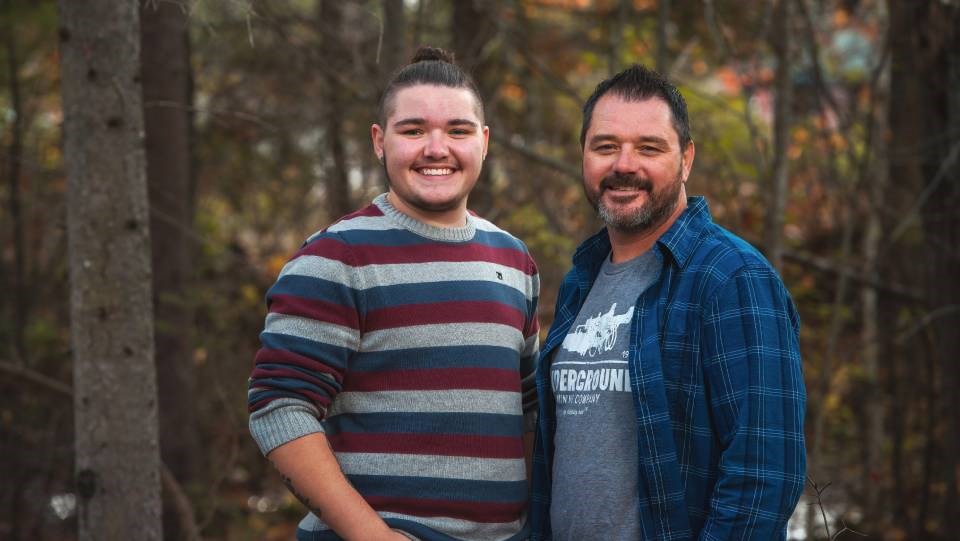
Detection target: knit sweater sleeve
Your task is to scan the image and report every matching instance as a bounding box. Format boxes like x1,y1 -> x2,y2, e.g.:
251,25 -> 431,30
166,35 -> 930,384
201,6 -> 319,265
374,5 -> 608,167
247,231 -> 361,455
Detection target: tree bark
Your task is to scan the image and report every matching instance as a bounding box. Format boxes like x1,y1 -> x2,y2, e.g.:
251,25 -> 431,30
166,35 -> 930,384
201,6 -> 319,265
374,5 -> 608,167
656,0 -> 670,75
451,0 -> 497,215
319,1 -> 353,220
140,2 -> 200,539
860,100 -> 888,519
58,0 -> 162,539
3,0 -> 27,365
763,0 -> 791,271
379,0 -> 405,87
887,0 -> 960,532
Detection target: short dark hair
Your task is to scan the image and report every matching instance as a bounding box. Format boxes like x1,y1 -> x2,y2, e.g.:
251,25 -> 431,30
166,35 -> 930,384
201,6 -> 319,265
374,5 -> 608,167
377,46 -> 484,125
580,65 -> 691,150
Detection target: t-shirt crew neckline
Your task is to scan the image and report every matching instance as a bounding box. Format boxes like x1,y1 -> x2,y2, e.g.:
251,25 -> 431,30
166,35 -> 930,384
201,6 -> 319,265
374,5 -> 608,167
602,250 -> 654,276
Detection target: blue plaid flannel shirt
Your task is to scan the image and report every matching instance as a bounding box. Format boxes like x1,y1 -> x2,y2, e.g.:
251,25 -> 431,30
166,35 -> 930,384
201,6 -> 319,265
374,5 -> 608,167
530,196 -> 806,541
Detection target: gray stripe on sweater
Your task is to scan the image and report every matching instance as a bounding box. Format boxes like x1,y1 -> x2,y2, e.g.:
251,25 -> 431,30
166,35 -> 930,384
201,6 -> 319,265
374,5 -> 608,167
361,322 -> 523,351
335,452 -> 526,481
328,390 -> 522,415
265,312 -> 359,349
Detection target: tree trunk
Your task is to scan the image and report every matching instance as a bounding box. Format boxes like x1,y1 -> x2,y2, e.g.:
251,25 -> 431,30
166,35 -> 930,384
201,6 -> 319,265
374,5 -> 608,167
379,0 -> 405,87
58,1 -> 162,539
4,0 -> 27,364
140,2 -> 200,539
887,0 -> 960,533
319,1 -> 353,220
451,0 -> 497,215
655,0 -> 670,75
860,102 -> 887,519
763,0 -> 791,271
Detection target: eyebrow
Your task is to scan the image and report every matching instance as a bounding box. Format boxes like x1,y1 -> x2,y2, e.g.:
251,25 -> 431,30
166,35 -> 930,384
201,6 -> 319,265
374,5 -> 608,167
392,117 -> 479,129
587,134 -> 670,147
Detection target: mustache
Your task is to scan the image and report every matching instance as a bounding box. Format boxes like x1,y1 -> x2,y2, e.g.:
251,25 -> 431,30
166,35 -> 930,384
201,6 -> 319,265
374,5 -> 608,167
600,172 -> 653,192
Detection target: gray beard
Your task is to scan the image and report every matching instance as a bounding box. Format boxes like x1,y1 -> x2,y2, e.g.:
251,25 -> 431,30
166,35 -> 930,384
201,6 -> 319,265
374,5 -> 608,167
594,170 -> 683,234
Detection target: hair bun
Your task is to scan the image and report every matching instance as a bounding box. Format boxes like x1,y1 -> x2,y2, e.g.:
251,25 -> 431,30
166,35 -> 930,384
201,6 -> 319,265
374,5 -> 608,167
411,46 -> 456,64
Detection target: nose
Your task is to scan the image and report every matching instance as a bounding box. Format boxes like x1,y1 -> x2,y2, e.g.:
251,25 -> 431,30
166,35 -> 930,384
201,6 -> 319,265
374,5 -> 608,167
613,146 -> 639,174
423,130 -> 449,159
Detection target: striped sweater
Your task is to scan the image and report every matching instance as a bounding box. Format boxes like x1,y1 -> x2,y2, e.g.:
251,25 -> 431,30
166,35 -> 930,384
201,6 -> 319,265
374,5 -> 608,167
248,193 -> 540,541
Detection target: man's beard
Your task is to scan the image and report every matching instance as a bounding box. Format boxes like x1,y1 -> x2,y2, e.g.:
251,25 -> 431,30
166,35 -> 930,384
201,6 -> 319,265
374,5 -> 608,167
588,166 -> 684,234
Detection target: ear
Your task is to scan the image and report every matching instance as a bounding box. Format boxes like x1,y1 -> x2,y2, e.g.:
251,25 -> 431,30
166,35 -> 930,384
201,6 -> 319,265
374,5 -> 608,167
481,125 -> 490,159
371,123 -> 385,160
681,140 -> 695,181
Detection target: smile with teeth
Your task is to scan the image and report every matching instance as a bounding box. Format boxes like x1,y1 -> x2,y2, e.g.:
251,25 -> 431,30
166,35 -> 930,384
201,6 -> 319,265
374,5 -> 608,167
417,167 -> 455,176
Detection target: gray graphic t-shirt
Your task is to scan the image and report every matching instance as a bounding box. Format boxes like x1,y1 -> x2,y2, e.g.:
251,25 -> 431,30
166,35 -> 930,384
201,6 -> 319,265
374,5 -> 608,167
550,249 -> 660,540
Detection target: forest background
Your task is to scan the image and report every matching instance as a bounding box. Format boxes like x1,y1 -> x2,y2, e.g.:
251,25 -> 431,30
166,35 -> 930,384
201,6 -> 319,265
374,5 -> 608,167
1,0 -> 958,540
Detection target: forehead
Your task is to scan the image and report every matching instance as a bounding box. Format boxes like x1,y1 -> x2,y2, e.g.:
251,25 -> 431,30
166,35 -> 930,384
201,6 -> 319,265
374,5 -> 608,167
388,84 -> 482,123
588,95 -> 677,144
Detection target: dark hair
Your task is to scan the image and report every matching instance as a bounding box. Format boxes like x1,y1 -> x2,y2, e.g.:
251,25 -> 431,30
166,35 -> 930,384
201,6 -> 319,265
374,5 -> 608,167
580,65 -> 691,150
377,46 -> 484,125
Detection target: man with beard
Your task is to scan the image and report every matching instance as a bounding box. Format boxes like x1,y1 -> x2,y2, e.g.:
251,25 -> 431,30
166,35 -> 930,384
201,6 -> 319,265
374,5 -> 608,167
248,47 -> 540,541
529,65 -> 806,540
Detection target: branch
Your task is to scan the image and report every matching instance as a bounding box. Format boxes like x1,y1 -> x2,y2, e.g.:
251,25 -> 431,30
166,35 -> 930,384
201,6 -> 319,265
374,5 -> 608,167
736,241 -> 927,303
0,359 -> 72,396
162,463 -> 202,541
896,304 -> 960,345
491,128 -> 581,182
888,138 -> 960,244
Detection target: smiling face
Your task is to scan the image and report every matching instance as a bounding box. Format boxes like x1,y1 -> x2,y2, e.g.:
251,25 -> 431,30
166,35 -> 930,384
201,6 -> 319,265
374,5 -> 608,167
582,94 -> 695,235
371,84 -> 489,227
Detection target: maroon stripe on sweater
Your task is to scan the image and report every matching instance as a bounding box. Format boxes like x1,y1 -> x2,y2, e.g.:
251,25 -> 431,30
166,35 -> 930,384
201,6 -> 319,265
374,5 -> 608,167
327,432 -> 523,459
348,242 -> 533,271
250,365 -> 341,394
368,495 -> 525,523
254,348 -> 345,379
294,236 -> 355,262
247,388 -> 329,413
365,301 -> 524,332
347,367 -> 520,392
269,294 -> 359,330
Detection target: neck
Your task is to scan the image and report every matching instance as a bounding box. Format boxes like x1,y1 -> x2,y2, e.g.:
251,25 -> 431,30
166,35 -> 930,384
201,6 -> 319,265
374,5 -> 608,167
387,191 -> 468,228
608,194 -> 687,263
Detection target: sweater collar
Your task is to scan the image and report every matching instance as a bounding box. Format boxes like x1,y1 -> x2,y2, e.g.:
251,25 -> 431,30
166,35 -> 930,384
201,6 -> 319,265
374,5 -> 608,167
373,193 -> 477,242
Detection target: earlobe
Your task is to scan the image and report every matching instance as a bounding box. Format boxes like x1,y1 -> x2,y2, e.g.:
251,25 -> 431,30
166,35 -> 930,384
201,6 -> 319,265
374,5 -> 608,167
371,123 -> 385,159
482,125 -> 490,160
683,141 -> 696,179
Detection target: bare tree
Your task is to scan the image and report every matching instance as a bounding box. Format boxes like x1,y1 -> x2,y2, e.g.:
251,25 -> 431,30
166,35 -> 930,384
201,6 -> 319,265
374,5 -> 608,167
887,0 -> 960,534
319,0 -> 353,219
656,0 -> 670,75
140,2 -> 201,539
763,0 -> 791,271
379,0 -> 406,87
58,0 -> 162,538
3,0 -> 27,364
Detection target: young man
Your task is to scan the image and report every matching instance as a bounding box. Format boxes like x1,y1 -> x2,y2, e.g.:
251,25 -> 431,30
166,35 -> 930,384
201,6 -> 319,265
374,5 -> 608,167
530,66 -> 806,540
248,47 -> 540,541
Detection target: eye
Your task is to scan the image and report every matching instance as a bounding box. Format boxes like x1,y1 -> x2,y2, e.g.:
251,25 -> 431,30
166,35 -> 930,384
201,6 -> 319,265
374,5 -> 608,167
638,145 -> 664,155
592,144 -> 617,153
449,128 -> 471,136
400,128 -> 424,136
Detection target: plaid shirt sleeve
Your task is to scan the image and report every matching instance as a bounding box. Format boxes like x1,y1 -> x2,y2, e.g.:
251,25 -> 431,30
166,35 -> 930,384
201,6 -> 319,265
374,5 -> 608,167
697,265 -> 806,540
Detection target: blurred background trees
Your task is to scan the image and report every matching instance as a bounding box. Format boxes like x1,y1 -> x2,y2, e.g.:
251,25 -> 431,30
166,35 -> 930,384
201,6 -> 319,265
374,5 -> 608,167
1,0 -> 958,539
